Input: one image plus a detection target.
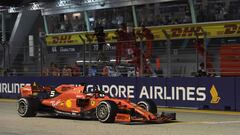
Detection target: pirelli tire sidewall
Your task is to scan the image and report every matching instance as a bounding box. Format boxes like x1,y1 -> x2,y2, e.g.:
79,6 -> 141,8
137,99 -> 157,114
17,97 -> 38,117
96,100 -> 118,123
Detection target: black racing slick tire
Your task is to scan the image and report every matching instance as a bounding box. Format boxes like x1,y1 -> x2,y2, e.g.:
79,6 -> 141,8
17,98 -> 38,117
96,100 -> 118,123
137,99 -> 157,114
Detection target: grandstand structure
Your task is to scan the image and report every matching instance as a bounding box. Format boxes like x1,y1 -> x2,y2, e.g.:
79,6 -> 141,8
0,0 -> 240,77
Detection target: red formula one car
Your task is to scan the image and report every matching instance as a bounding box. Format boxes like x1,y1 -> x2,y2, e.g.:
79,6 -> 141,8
17,83 -> 176,123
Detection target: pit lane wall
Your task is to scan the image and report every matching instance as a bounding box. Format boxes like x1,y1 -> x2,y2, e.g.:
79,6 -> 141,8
0,77 -> 239,111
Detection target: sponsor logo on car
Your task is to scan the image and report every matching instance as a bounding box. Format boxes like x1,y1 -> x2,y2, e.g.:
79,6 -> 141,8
66,99 -> 72,108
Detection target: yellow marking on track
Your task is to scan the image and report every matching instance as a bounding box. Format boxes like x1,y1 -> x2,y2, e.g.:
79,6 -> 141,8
0,99 -> 16,103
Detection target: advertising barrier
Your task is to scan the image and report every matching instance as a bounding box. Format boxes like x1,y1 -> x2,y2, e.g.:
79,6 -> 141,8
46,21 -> 240,46
197,77 -> 236,110
0,77 -> 239,111
236,78 -> 240,111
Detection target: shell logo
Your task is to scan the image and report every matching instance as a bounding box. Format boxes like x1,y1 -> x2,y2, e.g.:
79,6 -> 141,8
66,99 -> 72,108
91,101 -> 96,106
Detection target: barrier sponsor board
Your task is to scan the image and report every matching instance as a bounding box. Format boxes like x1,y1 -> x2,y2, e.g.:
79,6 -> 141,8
0,77 -> 238,110
236,78 -> 240,111
197,77 -> 236,110
46,21 -> 240,46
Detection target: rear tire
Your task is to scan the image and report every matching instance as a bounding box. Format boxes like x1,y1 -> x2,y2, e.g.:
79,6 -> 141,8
137,99 -> 157,114
96,100 -> 118,123
17,98 -> 38,117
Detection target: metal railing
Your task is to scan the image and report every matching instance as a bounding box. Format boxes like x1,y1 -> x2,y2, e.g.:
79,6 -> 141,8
1,35 -> 239,77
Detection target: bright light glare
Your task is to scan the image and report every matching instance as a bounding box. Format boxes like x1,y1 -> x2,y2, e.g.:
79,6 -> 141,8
8,7 -> 18,13
57,0 -> 71,7
31,2 -> 42,10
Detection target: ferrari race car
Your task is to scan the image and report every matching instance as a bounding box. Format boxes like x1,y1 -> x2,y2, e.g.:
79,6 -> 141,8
17,83 -> 176,123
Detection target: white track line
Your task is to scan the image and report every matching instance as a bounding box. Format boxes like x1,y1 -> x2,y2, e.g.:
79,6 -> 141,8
175,121 -> 240,125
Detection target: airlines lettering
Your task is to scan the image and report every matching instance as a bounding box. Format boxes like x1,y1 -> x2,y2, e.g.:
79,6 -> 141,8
0,83 -> 29,94
87,85 -> 206,102
139,86 -> 206,101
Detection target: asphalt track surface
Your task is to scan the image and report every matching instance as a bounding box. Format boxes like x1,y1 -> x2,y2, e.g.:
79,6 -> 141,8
1,100 -> 240,135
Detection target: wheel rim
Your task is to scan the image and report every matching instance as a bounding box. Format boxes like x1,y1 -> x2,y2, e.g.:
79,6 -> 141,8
97,104 -> 109,120
18,100 -> 27,115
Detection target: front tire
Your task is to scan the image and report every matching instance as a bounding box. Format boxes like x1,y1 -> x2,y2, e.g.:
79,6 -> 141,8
17,98 -> 38,117
96,100 -> 118,123
137,99 -> 157,114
